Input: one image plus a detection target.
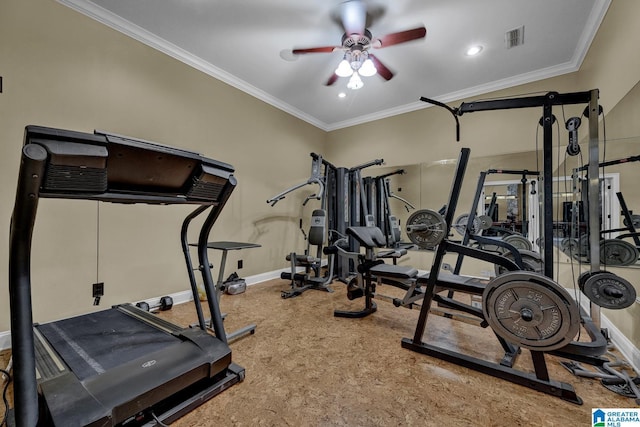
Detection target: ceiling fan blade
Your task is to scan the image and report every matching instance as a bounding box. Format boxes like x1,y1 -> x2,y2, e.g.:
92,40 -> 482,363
292,46 -> 341,55
369,54 -> 394,81
340,0 -> 367,36
373,26 -> 426,49
325,73 -> 339,86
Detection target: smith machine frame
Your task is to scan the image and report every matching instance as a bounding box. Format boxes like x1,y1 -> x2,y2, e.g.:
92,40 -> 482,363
402,90 -> 606,403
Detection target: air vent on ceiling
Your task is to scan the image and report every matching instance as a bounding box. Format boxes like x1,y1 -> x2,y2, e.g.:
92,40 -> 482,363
505,25 -> 525,49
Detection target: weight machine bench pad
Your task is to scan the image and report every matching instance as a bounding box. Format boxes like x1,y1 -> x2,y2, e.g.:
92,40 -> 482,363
417,273 -> 487,294
370,264 -> 418,280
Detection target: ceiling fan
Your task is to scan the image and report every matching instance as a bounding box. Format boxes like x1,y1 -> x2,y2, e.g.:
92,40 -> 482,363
290,0 -> 427,89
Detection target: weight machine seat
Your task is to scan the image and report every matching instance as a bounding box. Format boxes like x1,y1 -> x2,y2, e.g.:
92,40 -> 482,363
308,209 -> 327,246
347,226 -> 388,249
370,263 -> 418,280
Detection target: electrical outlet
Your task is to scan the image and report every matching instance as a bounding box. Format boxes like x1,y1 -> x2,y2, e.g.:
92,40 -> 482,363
93,282 -> 104,297
237,260 -> 243,269
92,282 -> 104,306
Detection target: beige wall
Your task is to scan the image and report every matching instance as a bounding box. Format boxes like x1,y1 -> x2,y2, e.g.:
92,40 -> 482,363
0,0 -> 325,330
2,0 -> 640,353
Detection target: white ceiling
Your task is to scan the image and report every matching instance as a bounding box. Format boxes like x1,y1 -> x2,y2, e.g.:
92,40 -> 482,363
59,0 -> 610,131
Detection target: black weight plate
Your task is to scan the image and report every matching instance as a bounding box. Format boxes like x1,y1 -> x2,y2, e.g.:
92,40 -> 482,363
406,209 -> 447,249
600,239 -> 639,266
577,270 -> 601,292
494,249 -> 543,276
483,271 -> 580,351
579,234 -> 590,257
583,271 -> 637,310
561,238 -> 581,258
477,215 -> 493,230
503,234 -> 532,251
453,213 -> 479,236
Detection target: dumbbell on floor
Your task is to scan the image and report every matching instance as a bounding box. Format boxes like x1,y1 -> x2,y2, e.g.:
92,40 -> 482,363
136,296 -> 174,313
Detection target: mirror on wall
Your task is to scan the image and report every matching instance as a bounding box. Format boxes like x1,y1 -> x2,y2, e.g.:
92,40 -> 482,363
371,136 -> 640,269
560,136 -> 640,268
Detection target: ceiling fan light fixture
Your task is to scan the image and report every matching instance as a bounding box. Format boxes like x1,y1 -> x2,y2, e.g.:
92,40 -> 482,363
347,71 -> 364,90
335,59 -> 354,77
359,58 -> 377,77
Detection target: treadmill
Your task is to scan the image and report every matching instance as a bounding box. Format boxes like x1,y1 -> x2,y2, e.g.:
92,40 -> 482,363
9,125 -> 244,426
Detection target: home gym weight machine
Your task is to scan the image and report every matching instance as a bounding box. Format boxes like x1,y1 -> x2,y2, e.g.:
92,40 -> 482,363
8,126 -> 244,426
400,90 -> 618,404
267,152 -> 385,284
267,153 -> 334,297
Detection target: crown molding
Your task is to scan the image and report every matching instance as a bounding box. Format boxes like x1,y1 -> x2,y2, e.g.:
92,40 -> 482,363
57,0 -> 329,130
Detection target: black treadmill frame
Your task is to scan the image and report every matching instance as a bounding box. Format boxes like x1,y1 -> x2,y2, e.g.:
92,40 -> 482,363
9,125 -> 240,426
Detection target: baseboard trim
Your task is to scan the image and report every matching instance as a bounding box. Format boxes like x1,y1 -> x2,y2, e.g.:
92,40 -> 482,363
0,331 -> 10,353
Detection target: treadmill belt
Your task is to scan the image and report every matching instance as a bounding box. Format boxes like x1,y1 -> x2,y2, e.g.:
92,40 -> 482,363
37,308 -> 177,381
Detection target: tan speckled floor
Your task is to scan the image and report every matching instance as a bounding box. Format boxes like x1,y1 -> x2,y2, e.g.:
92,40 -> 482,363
1,278 -> 636,426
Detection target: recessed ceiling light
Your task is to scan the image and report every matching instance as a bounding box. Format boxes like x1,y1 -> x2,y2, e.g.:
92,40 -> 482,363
465,45 -> 483,56
338,92 -> 346,98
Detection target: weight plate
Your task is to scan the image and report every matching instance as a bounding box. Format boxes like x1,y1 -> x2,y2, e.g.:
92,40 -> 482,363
406,209 -> 447,249
561,238 -> 580,258
623,214 -> 640,230
453,213 -> 479,236
495,249 -> 544,276
583,271 -> 636,310
579,234 -> 590,257
600,239 -> 639,266
503,234 -> 533,252
577,270 -> 600,292
483,271 -> 580,351
477,215 -> 493,230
